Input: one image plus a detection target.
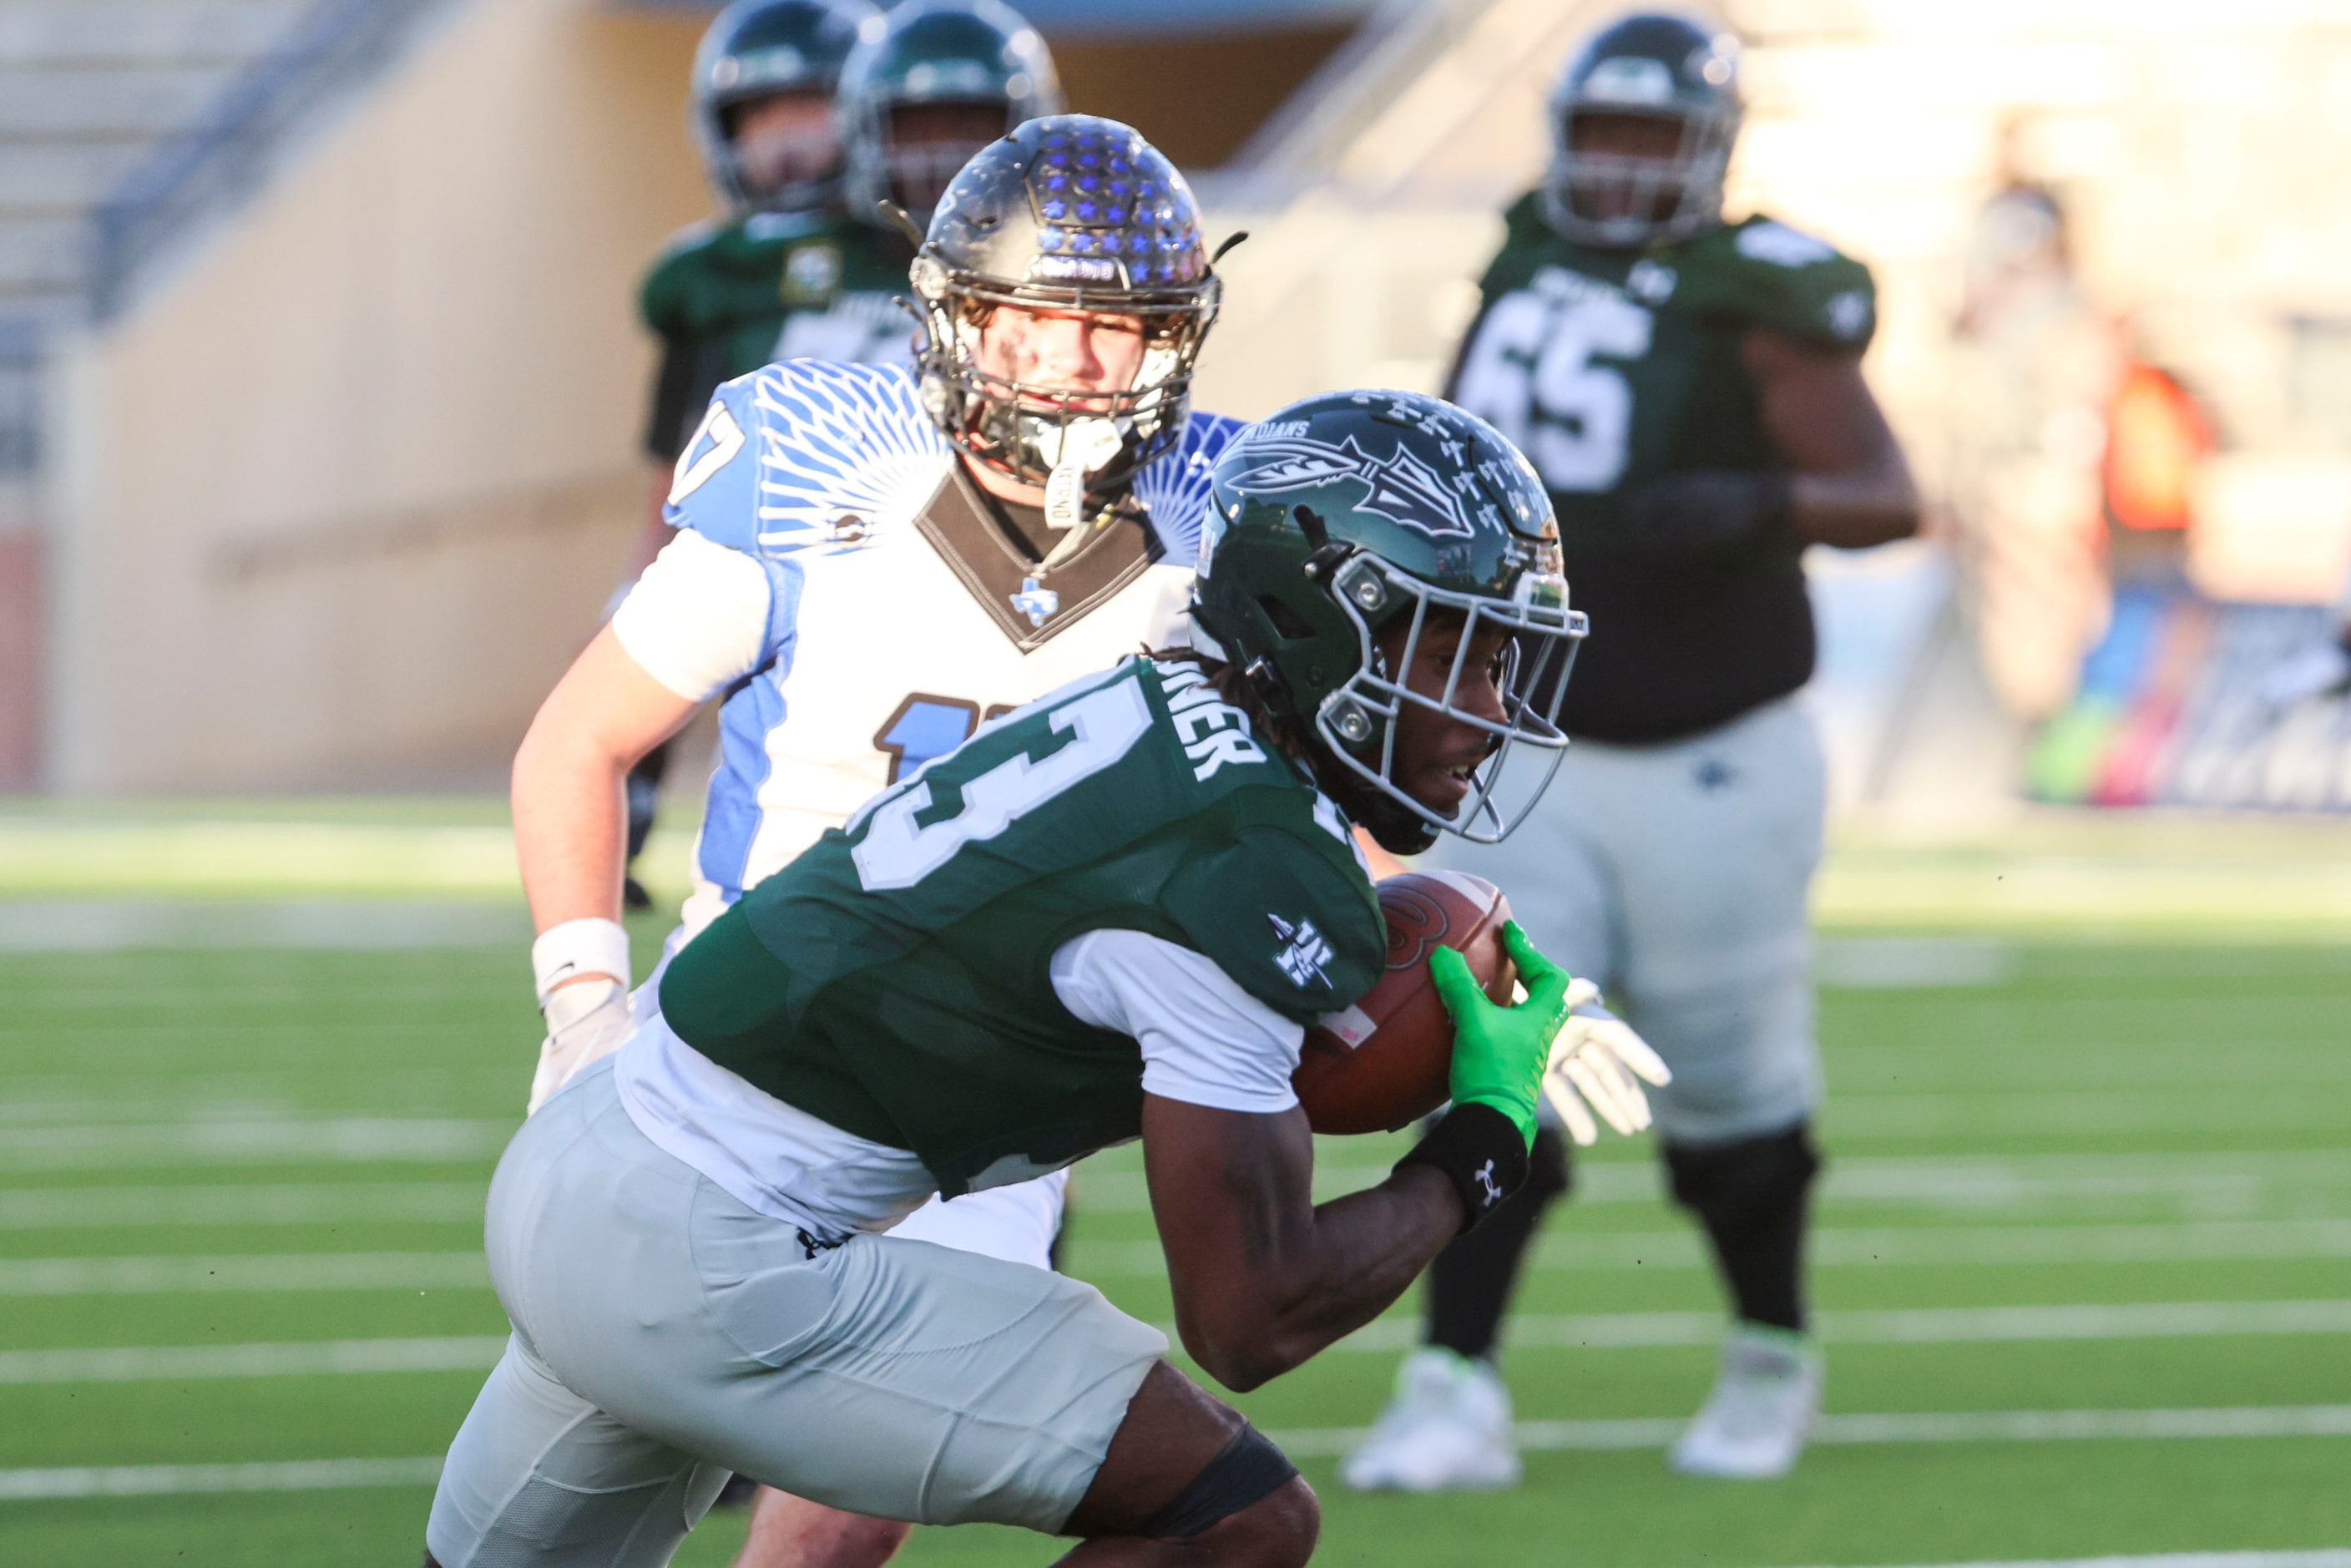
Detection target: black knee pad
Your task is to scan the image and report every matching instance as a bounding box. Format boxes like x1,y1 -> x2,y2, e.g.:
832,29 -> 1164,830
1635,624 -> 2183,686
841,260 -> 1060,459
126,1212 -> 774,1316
1663,1122 -> 1821,1234
1140,1424 -> 1300,1540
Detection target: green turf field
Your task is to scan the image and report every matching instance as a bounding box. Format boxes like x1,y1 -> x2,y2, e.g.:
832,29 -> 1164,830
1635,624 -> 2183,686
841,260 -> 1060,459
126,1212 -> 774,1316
2,808 -> 2348,1565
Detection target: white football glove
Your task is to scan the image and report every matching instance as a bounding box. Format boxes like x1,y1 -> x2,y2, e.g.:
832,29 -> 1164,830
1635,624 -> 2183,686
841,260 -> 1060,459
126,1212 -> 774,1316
1541,979 -> 1673,1146
527,977 -> 635,1114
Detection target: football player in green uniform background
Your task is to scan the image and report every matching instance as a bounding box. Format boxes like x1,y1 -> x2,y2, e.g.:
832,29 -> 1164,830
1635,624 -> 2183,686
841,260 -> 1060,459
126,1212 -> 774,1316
619,0 -> 1062,906
1344,10 -> 1921,1490
424,392 -> 1656,1568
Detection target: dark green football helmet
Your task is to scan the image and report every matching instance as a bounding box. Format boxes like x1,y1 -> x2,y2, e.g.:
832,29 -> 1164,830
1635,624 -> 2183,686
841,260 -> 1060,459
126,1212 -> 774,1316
838,0 -> 1062,228
1542,11 -> 1742,247
690,0 -> 878,212
1193,390 -> 1587,851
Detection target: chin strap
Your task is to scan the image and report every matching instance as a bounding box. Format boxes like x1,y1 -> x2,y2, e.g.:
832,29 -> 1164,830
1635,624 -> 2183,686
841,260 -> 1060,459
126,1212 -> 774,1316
1044,421 -> 1129,531
1234,646 -> 1435,857
1337,773 -> 1438,857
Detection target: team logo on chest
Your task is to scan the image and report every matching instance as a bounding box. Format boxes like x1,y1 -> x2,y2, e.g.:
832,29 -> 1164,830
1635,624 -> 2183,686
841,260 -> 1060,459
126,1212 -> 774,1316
781,241 -> 842,306
1011,576 -> 1059,628
1269,912 -> 1337,989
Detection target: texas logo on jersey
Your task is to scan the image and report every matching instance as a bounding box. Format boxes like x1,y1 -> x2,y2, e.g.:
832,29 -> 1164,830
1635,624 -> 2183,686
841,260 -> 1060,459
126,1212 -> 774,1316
660,360 -> 1245,934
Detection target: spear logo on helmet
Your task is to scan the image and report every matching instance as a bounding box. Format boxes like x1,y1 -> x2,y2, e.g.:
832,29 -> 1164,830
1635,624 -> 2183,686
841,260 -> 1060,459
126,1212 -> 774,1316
1227,435 -> 1479,543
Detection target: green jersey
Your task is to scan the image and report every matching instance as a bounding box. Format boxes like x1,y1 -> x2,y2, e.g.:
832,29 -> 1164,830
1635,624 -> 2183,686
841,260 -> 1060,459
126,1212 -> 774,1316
1449,200 -> 1877,742
658,655 -> 1385,1197
639,209 -> 917,462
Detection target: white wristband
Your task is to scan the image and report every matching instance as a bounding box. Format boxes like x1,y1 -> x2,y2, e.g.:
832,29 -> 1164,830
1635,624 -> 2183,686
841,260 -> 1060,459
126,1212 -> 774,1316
532,918 -> 631,1006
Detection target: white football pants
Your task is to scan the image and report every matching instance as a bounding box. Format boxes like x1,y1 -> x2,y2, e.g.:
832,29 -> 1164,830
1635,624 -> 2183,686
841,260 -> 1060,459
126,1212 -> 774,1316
1429,695 -> 1826,1147
629,938 -> 1067,1270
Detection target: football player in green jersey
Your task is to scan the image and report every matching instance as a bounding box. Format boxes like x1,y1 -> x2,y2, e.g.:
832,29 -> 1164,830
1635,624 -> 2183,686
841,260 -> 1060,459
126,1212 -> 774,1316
641,0 -> 1063,469
423,392 -> 1656,1567
840,0 -> 1064,230
1344,11 -> 1922,1491
619,0 -> 1062,907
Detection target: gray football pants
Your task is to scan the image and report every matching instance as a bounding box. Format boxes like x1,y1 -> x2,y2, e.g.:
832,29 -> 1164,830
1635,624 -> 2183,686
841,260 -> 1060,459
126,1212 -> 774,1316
426,1061 -> 1166,1567
1431,695 -> 1826,1146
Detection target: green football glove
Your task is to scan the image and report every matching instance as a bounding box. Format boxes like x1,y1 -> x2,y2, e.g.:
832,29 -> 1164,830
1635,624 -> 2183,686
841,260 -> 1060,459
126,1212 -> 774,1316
1429,920 -> 1576,1150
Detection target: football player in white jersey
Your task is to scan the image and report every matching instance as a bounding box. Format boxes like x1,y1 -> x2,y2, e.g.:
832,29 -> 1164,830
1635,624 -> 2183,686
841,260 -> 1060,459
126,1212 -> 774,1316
506,116 -> 1241,1568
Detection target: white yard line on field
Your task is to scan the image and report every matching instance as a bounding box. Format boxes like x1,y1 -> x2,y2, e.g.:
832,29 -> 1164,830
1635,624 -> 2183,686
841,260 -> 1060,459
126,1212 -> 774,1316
11,1300 -> 2337,1388
1760,1218 -> 2351,1267
1322,1298 -> 2351,1351
0,1118 -> 511,1170
1070,1218 -> 2351,1276
0,898 -> 526,953
1267,1404 -> 2351,1456
1076,1148 -> 2351,1211
1812,936 -> 2017,988
1789,1554 -> 2351,1568
1810,1151 -> 2351,1209
14,1222 -> 2350,1297
0,1455 -> 446,1500
0,1181 -> 485,1229
0,1252 -> 489,1295
14,1414 -> 2348,1500
0,1336 -> 508,1384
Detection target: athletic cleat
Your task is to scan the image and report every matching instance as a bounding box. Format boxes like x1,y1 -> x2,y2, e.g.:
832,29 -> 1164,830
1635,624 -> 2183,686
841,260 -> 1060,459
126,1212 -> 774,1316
1668,1323 -> 1821,1479
1342,1347 -> 1522,1492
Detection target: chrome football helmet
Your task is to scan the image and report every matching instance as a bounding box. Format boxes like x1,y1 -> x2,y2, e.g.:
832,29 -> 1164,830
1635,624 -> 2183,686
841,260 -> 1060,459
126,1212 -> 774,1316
911,115 -> 1222,516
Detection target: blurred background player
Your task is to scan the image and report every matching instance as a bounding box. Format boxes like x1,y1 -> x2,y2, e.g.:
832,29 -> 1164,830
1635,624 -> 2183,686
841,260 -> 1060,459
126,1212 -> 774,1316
617,0 -> 1062,908
840,0 -> 1063,232
2256,583 -> 2351,713
1343,10 -> 1920,1490
513,115 -> 1240,1568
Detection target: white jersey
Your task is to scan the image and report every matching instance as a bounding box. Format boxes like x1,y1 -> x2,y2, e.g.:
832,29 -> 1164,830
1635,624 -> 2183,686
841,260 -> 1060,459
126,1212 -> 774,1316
611,359 -> 1246,938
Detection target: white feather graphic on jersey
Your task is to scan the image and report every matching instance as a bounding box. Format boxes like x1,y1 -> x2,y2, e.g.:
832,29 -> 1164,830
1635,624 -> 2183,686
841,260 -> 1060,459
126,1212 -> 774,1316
741,359 -> 1241,562
1129,410 -> 1240,564
749,362 -> 950,554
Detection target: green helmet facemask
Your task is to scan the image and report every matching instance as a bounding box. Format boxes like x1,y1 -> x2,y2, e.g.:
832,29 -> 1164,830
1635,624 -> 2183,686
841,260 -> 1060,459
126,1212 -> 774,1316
1193,389 -> 1588,853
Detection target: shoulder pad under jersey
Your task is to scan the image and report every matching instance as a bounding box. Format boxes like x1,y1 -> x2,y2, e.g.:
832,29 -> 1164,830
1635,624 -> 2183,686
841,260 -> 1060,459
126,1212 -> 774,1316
1159,792 -> 1385,1021
639,218 -> 728,334
1474,191 -> 1563,289
1674,215 -> 1878,352
1130,409 -> 1246,567
663,361 -> 951,559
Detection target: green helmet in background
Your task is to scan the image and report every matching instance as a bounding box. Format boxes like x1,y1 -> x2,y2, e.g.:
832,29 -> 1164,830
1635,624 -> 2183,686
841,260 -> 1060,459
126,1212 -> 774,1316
1541,10 -> 1742,247
838,0 -> 1063,228
1193,390 -> 1587,852
690,0 -> 879,212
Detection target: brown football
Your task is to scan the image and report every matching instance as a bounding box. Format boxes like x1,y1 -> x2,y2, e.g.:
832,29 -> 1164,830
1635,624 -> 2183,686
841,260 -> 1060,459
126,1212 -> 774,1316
1292,870 -> 1517,1136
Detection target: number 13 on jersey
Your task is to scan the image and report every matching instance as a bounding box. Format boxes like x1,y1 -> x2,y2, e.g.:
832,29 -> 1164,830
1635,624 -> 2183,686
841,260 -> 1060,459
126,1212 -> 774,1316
1453,282 -> 1653,493
852,678 -> 1153,892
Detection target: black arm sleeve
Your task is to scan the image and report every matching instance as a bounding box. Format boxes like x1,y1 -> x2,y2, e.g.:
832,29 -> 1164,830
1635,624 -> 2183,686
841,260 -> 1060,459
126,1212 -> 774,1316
644,333 -> 709,464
